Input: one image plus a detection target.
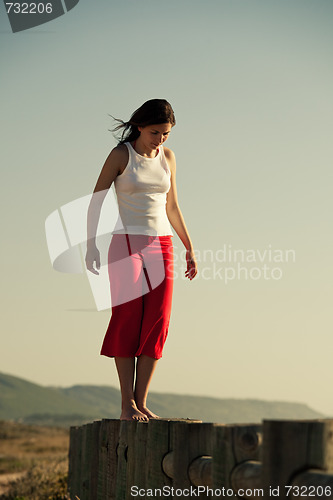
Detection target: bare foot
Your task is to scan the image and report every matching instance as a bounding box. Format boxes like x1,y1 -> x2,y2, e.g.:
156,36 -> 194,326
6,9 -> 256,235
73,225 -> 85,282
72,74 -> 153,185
137,405 -> 160,419
120,402 -> 148,421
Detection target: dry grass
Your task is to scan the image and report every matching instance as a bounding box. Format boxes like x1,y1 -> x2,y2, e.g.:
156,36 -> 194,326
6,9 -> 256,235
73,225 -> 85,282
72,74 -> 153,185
0,420 -> 70,499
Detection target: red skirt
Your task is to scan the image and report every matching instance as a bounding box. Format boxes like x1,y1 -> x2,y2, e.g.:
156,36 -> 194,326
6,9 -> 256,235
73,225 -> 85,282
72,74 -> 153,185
100,234 -> 174,359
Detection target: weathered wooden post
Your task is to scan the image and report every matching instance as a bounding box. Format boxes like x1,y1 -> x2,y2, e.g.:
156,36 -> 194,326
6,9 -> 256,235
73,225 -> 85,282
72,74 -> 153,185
144,418 -> 172,492
89,420 -> 101,499
97,419 -> 121,500
140,418 -> 197,493
262,419 -> 333,500
133,420 -> 149,491
115,420 -> 138,500
97,419 -> 109,500
68,425 -> 83,500
125,420 -> 142,499
81,423 -> 94,500
213,423 -> 262,497
171,421 -> 213,497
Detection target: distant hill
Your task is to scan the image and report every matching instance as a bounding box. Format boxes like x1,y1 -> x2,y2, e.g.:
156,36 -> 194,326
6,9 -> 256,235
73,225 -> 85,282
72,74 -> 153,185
0,371 -> 327,427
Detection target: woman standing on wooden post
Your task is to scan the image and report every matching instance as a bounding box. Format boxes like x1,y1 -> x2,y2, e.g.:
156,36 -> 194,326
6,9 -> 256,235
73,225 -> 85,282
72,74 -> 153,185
86,99 -> 197,421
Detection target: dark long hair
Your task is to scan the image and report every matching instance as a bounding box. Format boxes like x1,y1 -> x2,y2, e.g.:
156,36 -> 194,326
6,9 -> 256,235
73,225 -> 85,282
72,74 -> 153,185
110,99 -> 176,144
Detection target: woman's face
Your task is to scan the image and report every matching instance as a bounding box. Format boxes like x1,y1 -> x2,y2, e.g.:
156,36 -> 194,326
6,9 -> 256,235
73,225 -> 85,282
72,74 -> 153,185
138,122 -> 172,150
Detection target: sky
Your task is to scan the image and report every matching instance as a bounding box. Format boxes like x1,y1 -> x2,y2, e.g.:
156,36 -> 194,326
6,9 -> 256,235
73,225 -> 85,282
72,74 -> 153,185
1,0 -> 332,416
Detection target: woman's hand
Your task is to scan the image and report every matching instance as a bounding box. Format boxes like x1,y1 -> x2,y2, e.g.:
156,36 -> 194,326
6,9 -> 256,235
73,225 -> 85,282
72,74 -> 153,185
185,249 -> 197,280
85,243 -> 101,275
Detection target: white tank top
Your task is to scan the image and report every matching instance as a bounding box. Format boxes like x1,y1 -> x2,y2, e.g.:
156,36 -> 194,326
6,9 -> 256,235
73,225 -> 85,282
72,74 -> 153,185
111,142 -> 173,236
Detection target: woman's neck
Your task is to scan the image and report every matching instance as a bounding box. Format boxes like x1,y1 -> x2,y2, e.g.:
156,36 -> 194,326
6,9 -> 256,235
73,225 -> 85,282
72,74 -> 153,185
132,139 -> 159,158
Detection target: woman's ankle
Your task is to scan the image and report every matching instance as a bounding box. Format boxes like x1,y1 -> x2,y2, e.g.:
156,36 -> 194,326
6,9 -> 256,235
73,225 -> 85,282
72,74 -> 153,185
122,398 -> 138,411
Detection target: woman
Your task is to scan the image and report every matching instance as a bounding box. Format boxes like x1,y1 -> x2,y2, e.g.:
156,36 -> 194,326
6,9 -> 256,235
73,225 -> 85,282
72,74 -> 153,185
86,99 -> 197,421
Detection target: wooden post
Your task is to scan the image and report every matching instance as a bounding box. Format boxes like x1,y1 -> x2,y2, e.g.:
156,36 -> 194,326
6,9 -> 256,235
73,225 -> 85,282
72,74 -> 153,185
107,419 -> 121,500
97,419 -> 109,500
81,423 -> 94,500
125,420 -> 140,499
90,420 -> 101,500
68,426 -> 82,500
144,418 -> 174,493
172,421 -> 213,497
97,419 -> 120,500
133,421 -> 149,491
262,419 -> 333,500
213,423 -> 262,496
115,420 -> 137,500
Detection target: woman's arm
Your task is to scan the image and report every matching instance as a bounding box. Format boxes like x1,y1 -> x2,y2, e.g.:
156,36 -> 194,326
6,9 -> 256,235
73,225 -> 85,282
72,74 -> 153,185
164,148 -> 197,280
85,145 -> 127,274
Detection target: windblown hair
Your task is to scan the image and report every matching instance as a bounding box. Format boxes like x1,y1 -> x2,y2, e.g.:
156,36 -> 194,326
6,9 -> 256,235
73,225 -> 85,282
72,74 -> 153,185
110,99 -> 176,144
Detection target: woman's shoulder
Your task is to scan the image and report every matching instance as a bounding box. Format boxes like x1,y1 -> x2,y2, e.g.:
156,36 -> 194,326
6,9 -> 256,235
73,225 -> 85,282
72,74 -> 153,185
163,146 -> 175,159
112,143 -> 129,156
111,143 -> 129,161
107,143 -> 129,174
163,146 -> 176,172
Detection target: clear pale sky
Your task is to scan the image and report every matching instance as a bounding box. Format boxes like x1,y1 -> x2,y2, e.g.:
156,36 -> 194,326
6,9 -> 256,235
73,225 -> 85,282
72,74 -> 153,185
1,0 -> 332,415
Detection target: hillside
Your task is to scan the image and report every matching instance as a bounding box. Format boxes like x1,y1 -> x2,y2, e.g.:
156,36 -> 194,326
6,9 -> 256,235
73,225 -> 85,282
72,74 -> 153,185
0,371 -> 327,427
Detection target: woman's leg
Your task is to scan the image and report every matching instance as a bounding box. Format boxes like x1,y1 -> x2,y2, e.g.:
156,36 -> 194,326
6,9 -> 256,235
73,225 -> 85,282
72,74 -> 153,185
114,357 -> 148,421
134,355 -> 159,419
133,238 -> 174,418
